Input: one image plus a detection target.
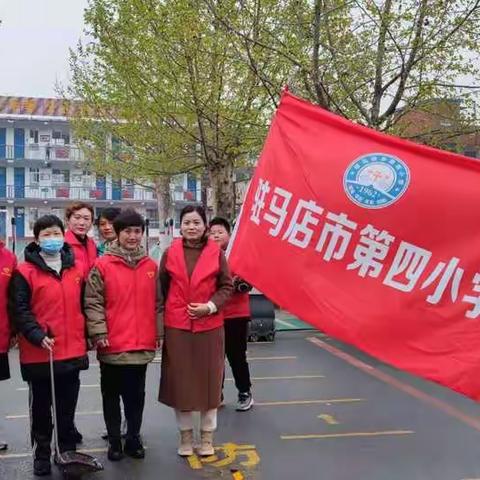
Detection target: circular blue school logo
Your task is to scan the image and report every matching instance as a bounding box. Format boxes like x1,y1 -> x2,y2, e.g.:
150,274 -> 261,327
343,153 -> 410,209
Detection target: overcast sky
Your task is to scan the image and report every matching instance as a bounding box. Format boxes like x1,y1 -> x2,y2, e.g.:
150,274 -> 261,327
0,0 -> 89,98
0,1 -> 477,102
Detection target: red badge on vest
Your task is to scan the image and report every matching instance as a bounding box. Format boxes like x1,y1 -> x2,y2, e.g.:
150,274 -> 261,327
147,271 -> 155,279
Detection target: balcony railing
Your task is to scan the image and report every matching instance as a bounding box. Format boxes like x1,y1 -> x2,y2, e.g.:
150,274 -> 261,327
0,144 -> 85,162
0,185 -> 156,201
171,188 -> 201,203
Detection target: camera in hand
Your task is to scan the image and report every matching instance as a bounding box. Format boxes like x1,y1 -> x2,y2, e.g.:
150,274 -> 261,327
233,276 -> 252,294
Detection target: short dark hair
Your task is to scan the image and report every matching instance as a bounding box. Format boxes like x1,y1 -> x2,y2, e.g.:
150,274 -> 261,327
209,216 -> 231,234
180,205 -> 207,225
97,207 -> 122,226
113,209 -> 145,235
65,202 -> 94,220
34,215 -> 65,239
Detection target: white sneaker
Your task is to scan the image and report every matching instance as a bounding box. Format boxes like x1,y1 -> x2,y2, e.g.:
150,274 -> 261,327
236,392 -> 254,411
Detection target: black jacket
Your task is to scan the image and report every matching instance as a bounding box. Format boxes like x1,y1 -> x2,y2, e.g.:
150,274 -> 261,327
8,242 -> 88,381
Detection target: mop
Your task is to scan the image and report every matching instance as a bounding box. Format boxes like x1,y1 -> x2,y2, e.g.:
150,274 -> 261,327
49,348 -> 103,478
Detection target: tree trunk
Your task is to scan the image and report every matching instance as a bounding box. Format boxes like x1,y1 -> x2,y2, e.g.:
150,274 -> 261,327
154,175 -> 172,250
208,160 -> 235,219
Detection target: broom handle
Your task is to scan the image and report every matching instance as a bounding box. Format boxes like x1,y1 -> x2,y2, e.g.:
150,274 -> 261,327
49,347 -> 62,459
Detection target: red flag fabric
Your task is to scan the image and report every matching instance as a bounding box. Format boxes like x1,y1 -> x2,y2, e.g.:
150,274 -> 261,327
229,90 -> 480,400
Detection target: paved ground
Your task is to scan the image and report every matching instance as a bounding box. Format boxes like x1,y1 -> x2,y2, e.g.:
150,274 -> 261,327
1,330 -> 480,480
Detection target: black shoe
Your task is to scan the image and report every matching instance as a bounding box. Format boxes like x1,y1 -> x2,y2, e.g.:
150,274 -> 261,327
0,441 -> 7,451
33,458 -> 51,476
72,427 -> 83,444
107,438 -> 124,462
124,436 -> 145,459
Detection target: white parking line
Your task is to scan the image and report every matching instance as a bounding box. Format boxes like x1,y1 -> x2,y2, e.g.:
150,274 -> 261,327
6,411 -> 102,420
16,384 -> 100,391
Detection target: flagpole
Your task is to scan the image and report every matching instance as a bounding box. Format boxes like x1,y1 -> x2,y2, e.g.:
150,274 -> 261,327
226,179 -> 251,259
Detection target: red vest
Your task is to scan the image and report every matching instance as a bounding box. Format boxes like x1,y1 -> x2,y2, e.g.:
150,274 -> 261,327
0,247 -> 16,353
65,230 -> 97,279
164,239 -> 224,332
17,263 -> 86,364
95,254 -> 157,354
224,272 -> 251,320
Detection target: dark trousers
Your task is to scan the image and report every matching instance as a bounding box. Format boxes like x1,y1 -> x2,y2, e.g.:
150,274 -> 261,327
28,370 -> 79,459
72,373 -> 80,430
100,363 -> 147,441
224,319 -> 252,394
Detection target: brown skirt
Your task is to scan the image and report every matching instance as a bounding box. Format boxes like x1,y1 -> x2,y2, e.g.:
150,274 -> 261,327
159,326 -> 224,411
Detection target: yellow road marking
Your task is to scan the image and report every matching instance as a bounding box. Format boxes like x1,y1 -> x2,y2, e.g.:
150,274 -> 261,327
200,454 -> 219,464
318,414 -> 339,425
186,443 -> 259,471
187,455 -> 203,469
281,430 -> 414,440
239,449 -> 260,468
256,398 -> 364,406
7,410 -> 102,420
225,375 -> 324,381
247,356 -> 297,361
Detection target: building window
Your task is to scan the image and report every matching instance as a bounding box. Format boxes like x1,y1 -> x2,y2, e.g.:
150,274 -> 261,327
29,129 -> 39,144
29,168 -> 40,185
52,169 -> 70,184
146,208 -> 159,221
82,171 -> 93,187
52,130 -> 70,145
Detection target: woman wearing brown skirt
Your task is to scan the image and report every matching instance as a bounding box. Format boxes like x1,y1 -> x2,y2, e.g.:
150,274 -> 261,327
158,205 -> 232,457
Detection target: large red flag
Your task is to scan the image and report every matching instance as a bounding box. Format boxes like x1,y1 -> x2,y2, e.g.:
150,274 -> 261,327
229,90 -> 480,400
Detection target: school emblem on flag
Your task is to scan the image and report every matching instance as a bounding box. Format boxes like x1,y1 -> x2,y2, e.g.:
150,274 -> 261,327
343,153 -> 410,209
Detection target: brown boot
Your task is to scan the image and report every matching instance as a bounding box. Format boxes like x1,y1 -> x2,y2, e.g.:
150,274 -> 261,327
197,430 -> 214,456
177,429 -> 193,457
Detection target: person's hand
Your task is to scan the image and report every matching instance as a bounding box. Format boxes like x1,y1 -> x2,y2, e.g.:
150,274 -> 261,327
187,303 -> 210,318
41,337 -> 55,351
96,338 -> 110,349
